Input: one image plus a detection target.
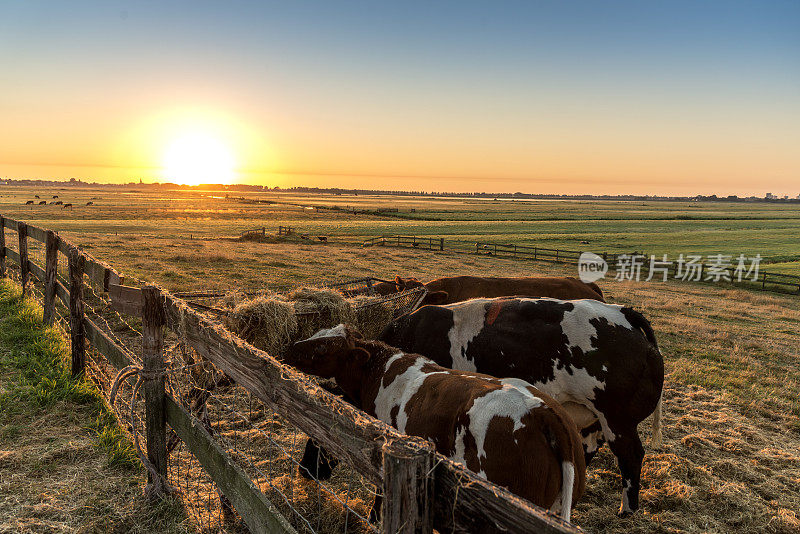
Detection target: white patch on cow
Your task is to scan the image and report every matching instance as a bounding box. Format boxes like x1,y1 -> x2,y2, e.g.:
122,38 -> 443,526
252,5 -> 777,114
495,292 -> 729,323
373,355 -> 446,433
542,298 -> 632,353
534,363 -> 615,442
308,323 -> 347,340
466,383 -> 543,475
581,429 -> 603,456
452,426 -> 468,469
446,299 -> 494,372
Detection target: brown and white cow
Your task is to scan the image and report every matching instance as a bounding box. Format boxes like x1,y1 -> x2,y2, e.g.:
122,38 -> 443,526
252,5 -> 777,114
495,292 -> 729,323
287,324 -> 586,521
378,297 -> 663,516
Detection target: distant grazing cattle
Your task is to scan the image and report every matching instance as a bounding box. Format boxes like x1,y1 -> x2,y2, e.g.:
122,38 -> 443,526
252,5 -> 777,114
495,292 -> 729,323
62,203 -> 73,210
54,200 -> 62,205
34,195 -> 40,199
316,236 -> 328,243
86,201 -> 94,206
379,297 -> 663,516
52,195 -> 58,199
287,324 -> 586,521
25,200 -> 33,205
38,201 -> 47,205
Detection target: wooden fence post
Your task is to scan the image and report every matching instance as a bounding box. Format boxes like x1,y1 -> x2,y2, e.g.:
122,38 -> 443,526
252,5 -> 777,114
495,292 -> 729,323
440,237 -> 444,251
18,222 -> 29,296
381,441 -> 434,534
0,216 -> 5,278
142,285 -> 169,499
68,247 -> 86,377
43,230 -> 59,325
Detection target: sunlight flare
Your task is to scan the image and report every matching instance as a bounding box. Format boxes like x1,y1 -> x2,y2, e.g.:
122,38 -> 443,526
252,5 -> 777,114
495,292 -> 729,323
163,132 -> 236,185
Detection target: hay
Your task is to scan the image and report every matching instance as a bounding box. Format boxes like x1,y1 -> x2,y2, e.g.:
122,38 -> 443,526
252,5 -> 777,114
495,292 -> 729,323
225,294 -> 298,356
289,287 -> 355,339
350,295 -> 394,339
263,474 -> 373,534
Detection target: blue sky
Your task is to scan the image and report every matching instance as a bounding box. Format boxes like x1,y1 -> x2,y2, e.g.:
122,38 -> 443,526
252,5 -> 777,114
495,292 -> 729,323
1,1 -> 798,194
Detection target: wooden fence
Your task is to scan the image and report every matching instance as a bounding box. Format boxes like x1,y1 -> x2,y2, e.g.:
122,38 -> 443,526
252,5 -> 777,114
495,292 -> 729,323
364,235 -> 800,295
0,215 -> 581,534
240,226 -> 267,238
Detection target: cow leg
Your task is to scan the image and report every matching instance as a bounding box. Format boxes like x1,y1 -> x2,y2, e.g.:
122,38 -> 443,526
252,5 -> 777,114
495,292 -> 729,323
298,438 -> 338,480
369,494 -> 383,524
607,429 -> 645,517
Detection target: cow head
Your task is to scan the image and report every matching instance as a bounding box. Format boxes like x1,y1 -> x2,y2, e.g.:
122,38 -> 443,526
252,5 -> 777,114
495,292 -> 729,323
395,276 -> 423,291
286,324 -> 370,380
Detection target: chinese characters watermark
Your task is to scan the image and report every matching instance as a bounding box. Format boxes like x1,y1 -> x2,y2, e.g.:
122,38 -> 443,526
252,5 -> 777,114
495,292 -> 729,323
578,252 -> 761,284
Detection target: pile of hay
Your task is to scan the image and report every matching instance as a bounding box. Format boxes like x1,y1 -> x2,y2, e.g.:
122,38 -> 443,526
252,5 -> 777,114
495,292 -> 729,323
222,286 -> 400,357
225,292 -> 298,356
289,287 -> 355,339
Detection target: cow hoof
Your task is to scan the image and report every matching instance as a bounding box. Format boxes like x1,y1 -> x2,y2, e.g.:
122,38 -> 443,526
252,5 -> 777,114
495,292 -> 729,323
617,507 -> 635,518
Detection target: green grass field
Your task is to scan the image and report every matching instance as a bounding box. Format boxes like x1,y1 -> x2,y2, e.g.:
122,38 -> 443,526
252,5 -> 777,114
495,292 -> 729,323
1,185 -> 799,532
3,186 -> 798,275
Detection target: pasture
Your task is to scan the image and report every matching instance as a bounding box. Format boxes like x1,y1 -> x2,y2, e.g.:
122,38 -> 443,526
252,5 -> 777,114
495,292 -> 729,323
0,184 -> 799,532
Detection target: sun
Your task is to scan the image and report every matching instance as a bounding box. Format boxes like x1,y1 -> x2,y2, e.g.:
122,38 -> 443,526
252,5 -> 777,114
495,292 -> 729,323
163,132 -> 236,186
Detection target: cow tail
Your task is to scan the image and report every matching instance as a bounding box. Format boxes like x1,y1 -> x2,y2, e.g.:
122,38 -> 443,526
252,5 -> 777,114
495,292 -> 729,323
624,307 -> 659,350
546,410 -> 583,523
651,389 -> 664,448
623,307 -> 664,447
560,460 -> 575,522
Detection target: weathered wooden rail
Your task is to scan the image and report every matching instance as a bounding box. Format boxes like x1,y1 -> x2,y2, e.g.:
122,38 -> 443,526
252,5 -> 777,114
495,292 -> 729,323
0,215 -> 582,534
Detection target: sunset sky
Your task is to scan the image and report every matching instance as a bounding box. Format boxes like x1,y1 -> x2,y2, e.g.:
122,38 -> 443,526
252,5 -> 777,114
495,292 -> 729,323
1,1 -> 798,195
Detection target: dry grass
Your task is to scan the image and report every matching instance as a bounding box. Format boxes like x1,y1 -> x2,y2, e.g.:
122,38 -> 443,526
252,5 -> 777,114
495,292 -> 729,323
574,383 -> 800,533
0,404 -> 189,534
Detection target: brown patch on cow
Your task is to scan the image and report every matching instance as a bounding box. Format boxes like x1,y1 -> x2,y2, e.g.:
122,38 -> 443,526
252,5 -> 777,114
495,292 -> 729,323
485,300 -> 505,325
389,405 -> 400,428
482,411 -> 563,509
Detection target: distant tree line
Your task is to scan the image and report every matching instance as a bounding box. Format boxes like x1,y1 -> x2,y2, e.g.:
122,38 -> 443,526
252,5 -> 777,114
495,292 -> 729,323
1,178 -> 797,203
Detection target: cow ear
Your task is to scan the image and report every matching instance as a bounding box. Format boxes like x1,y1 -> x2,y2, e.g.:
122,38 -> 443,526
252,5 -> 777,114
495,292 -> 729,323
350,347 -> 371,364
394,275 -> 403,285
424,291 -> 449,305
347,327 -> 364,340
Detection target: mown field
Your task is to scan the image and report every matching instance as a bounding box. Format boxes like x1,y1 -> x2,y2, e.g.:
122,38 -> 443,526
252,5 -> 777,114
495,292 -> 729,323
0,185 -> 799,533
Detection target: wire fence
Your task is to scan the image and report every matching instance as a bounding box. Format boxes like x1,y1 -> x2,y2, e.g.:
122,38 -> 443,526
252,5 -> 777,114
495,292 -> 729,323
3,228 -> 382,533
0,215 -> 583,534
